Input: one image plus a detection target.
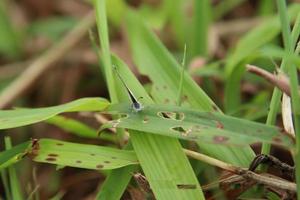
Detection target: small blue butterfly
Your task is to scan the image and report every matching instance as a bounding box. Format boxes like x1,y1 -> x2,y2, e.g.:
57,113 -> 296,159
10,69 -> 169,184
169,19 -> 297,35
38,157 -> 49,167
113,66 -> 143,112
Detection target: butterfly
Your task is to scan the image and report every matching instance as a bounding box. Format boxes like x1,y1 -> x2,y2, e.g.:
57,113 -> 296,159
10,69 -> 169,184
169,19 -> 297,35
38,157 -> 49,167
113,66 -> 143,112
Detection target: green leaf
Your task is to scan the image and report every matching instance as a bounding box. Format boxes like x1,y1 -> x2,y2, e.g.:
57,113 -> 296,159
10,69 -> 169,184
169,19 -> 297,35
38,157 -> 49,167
101,103 -> 294,149
126,10 -> 217,111
224,4 -> 300,112
0,139 -> 138,170
32,139 -> 138,170
28,17 -> 77,40
0,97 -> 109,130
46,115 -> 116,142
0,3 -> 22,58
125,10 -> 254,167
0,141 -> 29,170
4,137 -> 23,200
104,56 -> 205,200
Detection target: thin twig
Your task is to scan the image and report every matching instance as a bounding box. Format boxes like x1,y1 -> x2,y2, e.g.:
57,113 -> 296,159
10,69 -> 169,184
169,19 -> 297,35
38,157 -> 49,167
184,149 -> 296,193
246,64 -> 292,96
0,11 -> 95,109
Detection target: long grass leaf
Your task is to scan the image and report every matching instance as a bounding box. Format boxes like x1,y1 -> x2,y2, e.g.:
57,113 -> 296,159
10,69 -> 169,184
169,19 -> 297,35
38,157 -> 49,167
102,103 -> 294,149
0,139 -> 138,170
5,137 -> 23,200
0,98 -> 109,130
275,1 -> 300,197
46,116 -> 116,142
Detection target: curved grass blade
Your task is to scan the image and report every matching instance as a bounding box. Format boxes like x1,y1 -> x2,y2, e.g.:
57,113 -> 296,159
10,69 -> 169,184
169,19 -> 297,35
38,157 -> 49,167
102,103 -> 294,149
0,97 -> 109,130
5,137 -> 23,200
46,115 -> 116,142
0,141 -> 30,169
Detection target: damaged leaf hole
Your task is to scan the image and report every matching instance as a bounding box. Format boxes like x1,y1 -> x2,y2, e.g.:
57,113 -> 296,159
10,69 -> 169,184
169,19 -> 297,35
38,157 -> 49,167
216,121 -> 224,129
171,126 -> 192,136
158,111 -> 185,121
48,154 -> 58,157
96,164 -> 104,169
46,157 -> 57,162
177,184 -> 197,189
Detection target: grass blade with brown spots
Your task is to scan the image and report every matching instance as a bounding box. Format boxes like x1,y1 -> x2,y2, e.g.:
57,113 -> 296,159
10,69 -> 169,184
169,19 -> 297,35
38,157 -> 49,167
101,103 -> 294,149
32,139 -> 138,170
0,139 -> 138,170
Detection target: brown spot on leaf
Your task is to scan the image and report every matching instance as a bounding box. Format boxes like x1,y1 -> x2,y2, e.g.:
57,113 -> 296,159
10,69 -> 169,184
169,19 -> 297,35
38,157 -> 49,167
273,136 -> 282,143
76,160 -> 82,163
177,184 -> 197,189
48,154 -> 58,157
164,98 -> 170,104
104,161 -> 111,164
163,85 -> 168,89
56,143 -> 64,146
216,121 -> 224,129
182,95 -> 188,102
111,156 -> 117,159
90,153 -> 95,156
46,157 -> 56,162
96,164 -> 104,169
213,136 -> 229,143
143,117 -> 149,123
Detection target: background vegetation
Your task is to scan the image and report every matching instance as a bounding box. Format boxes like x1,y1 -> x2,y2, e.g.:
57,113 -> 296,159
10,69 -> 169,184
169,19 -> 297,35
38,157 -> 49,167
0,0 -> 299,199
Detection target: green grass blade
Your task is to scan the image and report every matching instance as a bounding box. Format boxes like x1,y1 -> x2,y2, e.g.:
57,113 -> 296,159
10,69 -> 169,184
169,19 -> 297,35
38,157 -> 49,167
93,0 -> 117,103
191,0 -> 211,57
0,98 -> 109,130
5,137 -> 23,200
258,0 -> 275,16
46,115 -> 116,142
108,57 -> 205,199
261,8 -> 300,155
275,1 -> 300,197
0,2 -> 22,58
102,103 -> 294,149
1,169 -> 11,200
125,10 -> 254,166
224,4 -> 300,112
0,141 -> 30,169
0,139 -> 138,170
96,165 -> 138,200
32,139 -> 137,170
